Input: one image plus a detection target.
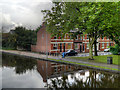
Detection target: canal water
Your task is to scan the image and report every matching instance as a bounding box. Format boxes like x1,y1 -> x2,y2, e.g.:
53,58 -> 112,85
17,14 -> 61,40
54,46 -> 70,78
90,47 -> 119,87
1,53 -> 120,89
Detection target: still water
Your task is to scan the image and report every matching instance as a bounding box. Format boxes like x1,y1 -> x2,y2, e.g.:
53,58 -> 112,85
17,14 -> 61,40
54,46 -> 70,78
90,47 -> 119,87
1,53 -> 120,89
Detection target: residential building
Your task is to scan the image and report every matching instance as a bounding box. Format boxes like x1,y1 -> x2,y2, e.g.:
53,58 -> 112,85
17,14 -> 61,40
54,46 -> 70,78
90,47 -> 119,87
31,23 -> 114,53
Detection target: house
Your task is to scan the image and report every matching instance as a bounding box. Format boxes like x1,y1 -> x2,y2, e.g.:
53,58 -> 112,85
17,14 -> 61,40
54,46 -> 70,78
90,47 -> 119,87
31,23 -> 114,53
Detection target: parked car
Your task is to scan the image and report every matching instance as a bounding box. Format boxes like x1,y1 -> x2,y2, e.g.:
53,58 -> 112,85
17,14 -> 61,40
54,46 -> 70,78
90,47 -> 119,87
62,50 -> 78,56
104,48 -> 110,52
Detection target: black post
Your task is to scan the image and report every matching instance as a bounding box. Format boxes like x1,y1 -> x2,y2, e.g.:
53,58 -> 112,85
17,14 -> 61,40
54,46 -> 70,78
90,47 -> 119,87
107,57 -> 112,64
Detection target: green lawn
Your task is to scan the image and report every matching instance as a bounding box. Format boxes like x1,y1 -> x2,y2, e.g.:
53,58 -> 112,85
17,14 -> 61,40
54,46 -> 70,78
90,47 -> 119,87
48,58 -> 119,71
69,55 -> 120,65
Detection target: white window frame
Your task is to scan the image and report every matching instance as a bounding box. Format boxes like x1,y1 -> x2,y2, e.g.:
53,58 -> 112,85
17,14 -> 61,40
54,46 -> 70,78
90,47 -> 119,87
80,36 -> 82,40
83,35 -> 85,40
68,43 -> 72,49
107,43 -> 109,48
74,43 -> 78,49
102,43 -> 104,48
87,43 -> 89,49
53,44 -> 58,50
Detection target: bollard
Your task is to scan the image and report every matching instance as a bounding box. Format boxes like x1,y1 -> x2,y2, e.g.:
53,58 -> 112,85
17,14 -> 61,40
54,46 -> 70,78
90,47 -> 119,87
107,57 -> 112,64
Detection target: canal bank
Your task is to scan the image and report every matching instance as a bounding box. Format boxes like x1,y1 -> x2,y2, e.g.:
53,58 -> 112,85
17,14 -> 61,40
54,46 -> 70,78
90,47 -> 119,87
1,50 -> 120,74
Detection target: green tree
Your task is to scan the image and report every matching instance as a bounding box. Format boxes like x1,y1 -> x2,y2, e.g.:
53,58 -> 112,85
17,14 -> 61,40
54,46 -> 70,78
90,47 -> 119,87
14,26 -> 36,51
42,2 -> 119,59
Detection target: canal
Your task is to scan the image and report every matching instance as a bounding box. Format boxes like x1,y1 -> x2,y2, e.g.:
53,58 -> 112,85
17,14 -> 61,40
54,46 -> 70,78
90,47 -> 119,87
1,53 -> 120,89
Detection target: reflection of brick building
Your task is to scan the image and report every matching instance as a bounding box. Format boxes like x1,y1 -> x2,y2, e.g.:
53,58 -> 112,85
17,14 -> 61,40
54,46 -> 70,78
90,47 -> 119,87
37,60 -> 78,82
31,23 -> 115,53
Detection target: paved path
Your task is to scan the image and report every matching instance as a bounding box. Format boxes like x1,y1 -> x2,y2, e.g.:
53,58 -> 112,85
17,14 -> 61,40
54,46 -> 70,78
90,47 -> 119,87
1,50 -> 119,72
76,52 -> 112,57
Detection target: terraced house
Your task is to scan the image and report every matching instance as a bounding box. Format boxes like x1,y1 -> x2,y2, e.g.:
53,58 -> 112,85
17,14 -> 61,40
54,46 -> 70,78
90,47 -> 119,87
31,23 -> 115,54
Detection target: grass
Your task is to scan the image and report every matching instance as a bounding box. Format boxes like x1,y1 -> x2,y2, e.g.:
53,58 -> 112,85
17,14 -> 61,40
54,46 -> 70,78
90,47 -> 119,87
48,58 -> 119,71
2,47 -> 16,50
69,55 -> 120,65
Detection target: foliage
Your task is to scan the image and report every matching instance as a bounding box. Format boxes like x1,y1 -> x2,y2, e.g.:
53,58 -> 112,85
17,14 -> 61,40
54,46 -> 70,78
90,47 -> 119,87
2,33 -> 17,49
42,2 -> 119,59
14,27 -> 37,50
2,26 -> 37,51
110,44 -> 120,55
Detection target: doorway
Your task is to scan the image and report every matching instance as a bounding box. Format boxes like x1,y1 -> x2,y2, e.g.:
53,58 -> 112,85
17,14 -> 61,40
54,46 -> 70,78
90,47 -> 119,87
60,43 -> 62,52
63,43 -> 65,52
80,44 -> 82,52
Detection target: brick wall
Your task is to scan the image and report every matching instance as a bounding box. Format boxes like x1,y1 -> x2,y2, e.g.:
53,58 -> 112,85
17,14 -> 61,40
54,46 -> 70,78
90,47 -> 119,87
31,23 -> 51,53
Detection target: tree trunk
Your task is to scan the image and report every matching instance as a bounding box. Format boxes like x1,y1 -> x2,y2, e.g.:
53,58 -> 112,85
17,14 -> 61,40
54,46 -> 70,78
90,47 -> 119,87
89,36 -> 95,60
94,40 -> 98,56
89,43 -> 94,60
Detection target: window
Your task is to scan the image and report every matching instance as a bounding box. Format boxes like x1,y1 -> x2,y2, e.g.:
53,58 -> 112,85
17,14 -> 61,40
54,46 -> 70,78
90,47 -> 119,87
64,34 -> 66,39
102,43 -> 104,48
54,36 -> 57,39
110,43 -> 112,46
80,36 -> 82,40
53,44 -> 58,49
83,43 -> 85,51
83,35 -> 85,40
75,35 -> 78,40
106,37 -> 109,40
74,43 -> 78,49
87,43 -> 89,49
107,43 -> 109,48
54,67 -> 57,73
87,35 -> 89,39
42,34 -> 44,38
102,37 -> 104,40
68,43 -> 71,49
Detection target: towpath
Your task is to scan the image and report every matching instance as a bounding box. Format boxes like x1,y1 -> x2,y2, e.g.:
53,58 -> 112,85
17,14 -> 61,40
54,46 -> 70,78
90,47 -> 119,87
1,50 -> 119,73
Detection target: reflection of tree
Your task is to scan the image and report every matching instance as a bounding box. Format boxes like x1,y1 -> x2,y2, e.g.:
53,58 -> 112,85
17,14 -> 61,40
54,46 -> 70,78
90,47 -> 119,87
47,70 -> 120,89
2,53 -> 37,74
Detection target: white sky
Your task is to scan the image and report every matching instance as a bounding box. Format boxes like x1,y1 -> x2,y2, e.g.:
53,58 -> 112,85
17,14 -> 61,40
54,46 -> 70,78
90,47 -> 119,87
0,0 -> 53,32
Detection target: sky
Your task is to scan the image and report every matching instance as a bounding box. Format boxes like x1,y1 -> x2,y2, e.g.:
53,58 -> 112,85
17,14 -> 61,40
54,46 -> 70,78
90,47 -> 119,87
0,0 -> 53,32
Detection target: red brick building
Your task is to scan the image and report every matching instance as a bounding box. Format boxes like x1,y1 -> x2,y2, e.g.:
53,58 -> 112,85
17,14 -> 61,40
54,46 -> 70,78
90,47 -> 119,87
31,24 -> 114,53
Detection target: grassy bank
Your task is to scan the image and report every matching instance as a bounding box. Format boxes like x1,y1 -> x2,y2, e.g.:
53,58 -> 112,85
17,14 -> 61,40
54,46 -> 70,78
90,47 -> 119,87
69,55 -> 120,65
2,47 -> 16,50
48,58 -> 119,71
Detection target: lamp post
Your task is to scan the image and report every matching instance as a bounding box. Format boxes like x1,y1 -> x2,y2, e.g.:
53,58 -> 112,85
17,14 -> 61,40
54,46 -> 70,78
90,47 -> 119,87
46,31 -> 48,59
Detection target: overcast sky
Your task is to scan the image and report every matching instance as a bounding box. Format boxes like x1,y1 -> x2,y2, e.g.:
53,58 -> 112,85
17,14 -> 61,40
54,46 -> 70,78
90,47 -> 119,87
0,0 -> 53,32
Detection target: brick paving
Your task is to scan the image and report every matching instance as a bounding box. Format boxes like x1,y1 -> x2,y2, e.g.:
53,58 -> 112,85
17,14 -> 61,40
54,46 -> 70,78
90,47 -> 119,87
1,50 -> 119,71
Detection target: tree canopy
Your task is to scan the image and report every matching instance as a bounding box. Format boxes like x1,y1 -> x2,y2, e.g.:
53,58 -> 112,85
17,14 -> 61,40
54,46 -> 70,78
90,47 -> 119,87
42,2 -> 119,59
2,26 -> 37,51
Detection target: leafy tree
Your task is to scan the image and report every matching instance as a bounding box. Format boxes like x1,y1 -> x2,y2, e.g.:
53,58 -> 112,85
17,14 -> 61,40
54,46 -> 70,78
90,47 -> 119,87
2,33 -> 17,49
14,26 -> 36,50
2,26 -> 37,51
110,44 -> 120,55
42,2 -> 119,59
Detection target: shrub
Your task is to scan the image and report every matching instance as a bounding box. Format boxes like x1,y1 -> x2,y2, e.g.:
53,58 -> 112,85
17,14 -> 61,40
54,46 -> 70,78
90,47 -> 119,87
110,44 -> 120,55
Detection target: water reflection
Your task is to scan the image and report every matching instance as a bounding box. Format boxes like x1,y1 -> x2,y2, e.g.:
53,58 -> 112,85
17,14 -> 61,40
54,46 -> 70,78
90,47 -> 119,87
2,53 -> 37,74
2,53 -> 120,88
47,70 -> 120,88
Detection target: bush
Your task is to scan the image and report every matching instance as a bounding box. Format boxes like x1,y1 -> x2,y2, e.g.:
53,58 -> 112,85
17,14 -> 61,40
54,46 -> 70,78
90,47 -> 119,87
110,44 -> 120,55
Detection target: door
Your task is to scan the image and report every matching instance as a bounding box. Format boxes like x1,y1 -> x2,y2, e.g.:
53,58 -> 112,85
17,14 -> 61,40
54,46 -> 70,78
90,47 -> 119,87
60,43 -> 62,52
63,43 -> 65,52
83,43 -> 85,52
80,44 -> 82,52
